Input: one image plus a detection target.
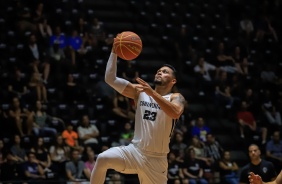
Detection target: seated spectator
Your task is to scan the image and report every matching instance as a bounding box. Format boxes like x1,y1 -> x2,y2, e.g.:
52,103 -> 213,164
167,151 -> 188,184
237,101 -> 267,144
204,133 -> 224,169
239,14 -> 254,40
67,30 -> 83,67
112,92 -> 135,121
27,100 -> 60,139
49,135 -> 70,176
214,42 -> 238,74
77,115 -> 100,150
191,117 -> 211,142
7,68 -> 29,102
28,72 -> 48,103
30,137 -> 52,172
180,148 -> 208,184
189,136 -> 213,178
24,34 -> 50,84
260,64 -> 278,90
219,150 -> 239,184
32,3 -> 45,25
260,89 -> 281,128
23,151 -> 46,183
0,151 -> 23,182
194,56 -> 219,94
171,132 -> 188,162
50,25 -> 67,49
119,122 -> 134,146
265,131 -> 282,174
83,149 -> 96,180
8,97 -> 31,136
10,135 -> 27,163
65,149 -> 86,183
88,17 -> 107,46
122,60 -> 139,83
16,1 -> 36,34
38,17 -> 53,48
62,123 -> 84,153
62,74 -> 80,104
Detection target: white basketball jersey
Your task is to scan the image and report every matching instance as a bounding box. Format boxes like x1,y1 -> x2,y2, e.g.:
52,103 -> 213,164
132,92 -> 177,156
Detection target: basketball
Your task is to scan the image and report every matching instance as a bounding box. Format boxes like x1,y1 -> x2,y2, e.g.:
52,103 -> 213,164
113,31 -> 142,61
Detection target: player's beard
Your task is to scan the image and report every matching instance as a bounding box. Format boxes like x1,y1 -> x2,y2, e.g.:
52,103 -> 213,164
154,79 -> 163,86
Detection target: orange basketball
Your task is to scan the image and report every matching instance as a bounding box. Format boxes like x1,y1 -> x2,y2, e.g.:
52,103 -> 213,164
113,31 -> 142,61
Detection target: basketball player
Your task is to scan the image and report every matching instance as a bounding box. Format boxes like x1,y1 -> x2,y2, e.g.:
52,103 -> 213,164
249,170 -> 282,184
90,40 -> 186,183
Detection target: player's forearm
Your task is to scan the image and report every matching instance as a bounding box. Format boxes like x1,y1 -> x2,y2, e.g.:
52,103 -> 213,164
151,91 -> 183,119
104,52 -> 129,93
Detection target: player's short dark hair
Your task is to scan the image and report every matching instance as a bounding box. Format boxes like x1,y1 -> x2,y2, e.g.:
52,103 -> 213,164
163,64 -> 177,79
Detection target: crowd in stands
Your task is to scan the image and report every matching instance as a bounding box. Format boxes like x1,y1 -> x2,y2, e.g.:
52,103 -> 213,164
0,0 -> 282,183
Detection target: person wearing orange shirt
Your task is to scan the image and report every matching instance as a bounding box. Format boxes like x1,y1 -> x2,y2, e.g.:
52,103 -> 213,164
62,123 -> 84,153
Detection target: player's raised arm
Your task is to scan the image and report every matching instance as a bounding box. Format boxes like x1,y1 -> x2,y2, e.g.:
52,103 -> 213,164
104,48 -> 138,99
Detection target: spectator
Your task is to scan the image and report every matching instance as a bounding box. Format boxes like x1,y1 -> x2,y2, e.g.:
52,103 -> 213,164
88,17 -> 106,46
219,150 -> 239,184
189,136 -> 213,181
38,17 -> 53,48
204,133 -> 224,168
23,151 -> 46,183
49,135 -> 70,176
62,123 -> 84,153
7,68 -> 29,102
65,149 -> 86,183
0,151 -> 23,182
260,65 -> 278,90
10,134 -> 27,163
30,137 -> 52,172
191,117 -> 211,142
180,148 -> 208,184
48,42 -> 68,76
193,56 -> 219,95
112,92 -> 135,121
83,149 -> 96,180
32,3 -> 45,25
62,74 -> 80,104
16,1 -> 36,34
27,100 -> 60,140
239,14 -> 254,40
167,151 -> 188,184
265,131 -> 282,174
77,115 -> 100,149
241,88 -> 260,116
119,122 -> 134,146
214,42 -> 238,74
260,89 -> 281,128
67,30 -> 83,67
8,97 -> 31,136
122,60 -> 139,83
170,132 -> 188,162
50,25 -> 67,49
25,34 -> 50,84
77,17 -> 89,40
28,72 -> 48,104
237,100 -> 268,144
239,144 -> 276,184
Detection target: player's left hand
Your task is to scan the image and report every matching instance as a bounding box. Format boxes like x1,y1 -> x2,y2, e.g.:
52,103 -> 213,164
135,77 -> 154,96
249,172 -> 263,184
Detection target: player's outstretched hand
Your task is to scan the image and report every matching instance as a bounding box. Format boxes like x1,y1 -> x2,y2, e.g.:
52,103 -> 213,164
135,77 -> 154,96
249,172 -> 264,184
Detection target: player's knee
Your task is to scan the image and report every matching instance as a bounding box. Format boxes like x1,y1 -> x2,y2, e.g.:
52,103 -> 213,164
96,152 -> 111,168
